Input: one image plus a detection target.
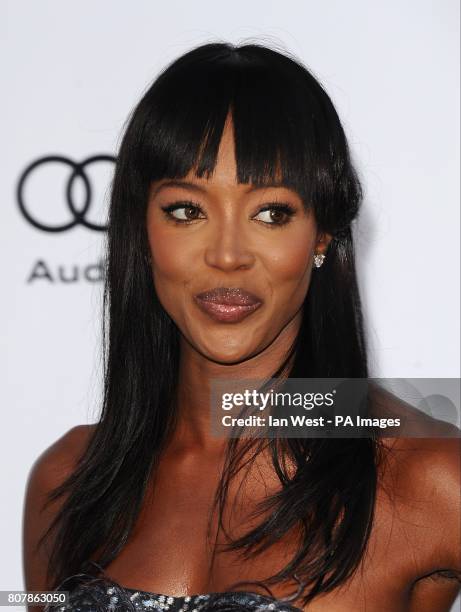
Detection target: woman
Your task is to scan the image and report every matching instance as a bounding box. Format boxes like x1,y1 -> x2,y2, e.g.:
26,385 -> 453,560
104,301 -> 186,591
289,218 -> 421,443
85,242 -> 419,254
23,42 -> 460,611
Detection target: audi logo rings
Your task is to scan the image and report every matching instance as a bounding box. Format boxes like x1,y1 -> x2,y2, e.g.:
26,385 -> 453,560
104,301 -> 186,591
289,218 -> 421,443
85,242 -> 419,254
17,155 -> 116,232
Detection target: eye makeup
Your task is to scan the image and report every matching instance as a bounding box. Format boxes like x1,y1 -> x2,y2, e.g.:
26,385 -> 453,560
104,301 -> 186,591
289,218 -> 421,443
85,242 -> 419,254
160,200 -> 297,227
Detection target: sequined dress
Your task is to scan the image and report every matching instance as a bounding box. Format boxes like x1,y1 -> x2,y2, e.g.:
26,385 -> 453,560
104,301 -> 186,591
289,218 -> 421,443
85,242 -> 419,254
43,564 -> 304,612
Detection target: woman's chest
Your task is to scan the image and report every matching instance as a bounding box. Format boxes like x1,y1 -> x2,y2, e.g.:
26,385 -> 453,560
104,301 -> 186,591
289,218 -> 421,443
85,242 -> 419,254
101,449 -> 437,611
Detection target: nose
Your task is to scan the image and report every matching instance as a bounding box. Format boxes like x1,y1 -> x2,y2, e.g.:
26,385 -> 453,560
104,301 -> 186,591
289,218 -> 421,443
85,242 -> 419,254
204,222 -> 255,272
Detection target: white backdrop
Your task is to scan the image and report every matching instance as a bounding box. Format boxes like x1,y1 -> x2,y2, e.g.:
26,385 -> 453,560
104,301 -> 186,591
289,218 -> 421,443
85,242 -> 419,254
2,0 -> 460,608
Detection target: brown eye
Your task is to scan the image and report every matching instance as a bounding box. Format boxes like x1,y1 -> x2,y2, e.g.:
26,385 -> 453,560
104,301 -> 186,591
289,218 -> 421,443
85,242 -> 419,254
161,201 -> 205,223
269,209 -> 286,223
254,204 -> 296,226
182,205 -> 200,220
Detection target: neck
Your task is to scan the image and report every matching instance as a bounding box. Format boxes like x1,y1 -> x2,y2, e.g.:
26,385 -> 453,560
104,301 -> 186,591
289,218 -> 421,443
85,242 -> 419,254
171,312 -> 302,452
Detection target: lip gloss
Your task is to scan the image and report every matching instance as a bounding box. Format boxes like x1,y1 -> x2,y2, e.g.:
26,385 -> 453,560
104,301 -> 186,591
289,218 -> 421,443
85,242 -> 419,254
195,299 -> 262,323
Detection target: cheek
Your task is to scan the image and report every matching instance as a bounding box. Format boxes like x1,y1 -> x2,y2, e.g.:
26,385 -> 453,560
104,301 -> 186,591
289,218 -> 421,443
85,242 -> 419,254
264,229 -> 315,290
146,228 -> 197,319
148,227 -> 194,281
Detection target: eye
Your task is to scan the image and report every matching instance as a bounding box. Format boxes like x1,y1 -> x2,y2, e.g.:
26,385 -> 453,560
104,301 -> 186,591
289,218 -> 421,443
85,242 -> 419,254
160,201 -> 296,226
160,201 -> 205,223
253,203 -> 296,227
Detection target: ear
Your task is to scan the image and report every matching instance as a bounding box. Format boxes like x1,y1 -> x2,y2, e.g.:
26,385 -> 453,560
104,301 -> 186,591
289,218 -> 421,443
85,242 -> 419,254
315,232 -> 333,255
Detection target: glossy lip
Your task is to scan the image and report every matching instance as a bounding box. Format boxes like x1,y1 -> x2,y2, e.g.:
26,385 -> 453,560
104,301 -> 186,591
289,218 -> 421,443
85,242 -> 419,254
194,287 -> 263,323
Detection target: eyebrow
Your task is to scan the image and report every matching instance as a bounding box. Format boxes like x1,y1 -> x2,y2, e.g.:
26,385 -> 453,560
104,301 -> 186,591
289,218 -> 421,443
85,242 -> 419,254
151,179 -> 292,198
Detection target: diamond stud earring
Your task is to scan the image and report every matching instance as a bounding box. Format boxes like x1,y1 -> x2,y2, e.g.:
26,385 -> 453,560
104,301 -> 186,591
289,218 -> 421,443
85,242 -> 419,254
313,253 -> 326,268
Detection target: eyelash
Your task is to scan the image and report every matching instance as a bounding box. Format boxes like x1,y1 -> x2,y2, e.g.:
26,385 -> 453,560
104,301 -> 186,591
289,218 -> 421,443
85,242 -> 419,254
160,200 -> 296,228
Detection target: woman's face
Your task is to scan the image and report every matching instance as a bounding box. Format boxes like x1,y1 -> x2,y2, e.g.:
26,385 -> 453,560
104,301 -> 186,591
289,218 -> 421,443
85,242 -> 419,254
146,116 -> 330,365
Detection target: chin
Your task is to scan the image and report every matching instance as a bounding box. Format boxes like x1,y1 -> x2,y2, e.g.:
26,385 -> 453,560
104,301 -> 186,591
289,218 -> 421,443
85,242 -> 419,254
193,330 -> 261,365
180,312 -> 273,365
205,351 -> 252,366
202,343 -> 256,365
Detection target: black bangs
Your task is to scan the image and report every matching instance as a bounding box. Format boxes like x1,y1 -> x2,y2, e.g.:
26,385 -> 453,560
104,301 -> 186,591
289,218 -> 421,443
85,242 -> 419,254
125,42 -> 359,230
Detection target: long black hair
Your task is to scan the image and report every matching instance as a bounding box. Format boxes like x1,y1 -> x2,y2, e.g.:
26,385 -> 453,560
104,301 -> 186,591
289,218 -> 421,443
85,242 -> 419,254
39,41 -> 378,608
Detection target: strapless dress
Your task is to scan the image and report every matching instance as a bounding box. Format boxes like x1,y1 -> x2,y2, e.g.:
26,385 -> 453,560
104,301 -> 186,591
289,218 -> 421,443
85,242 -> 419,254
43,565 -> 304,612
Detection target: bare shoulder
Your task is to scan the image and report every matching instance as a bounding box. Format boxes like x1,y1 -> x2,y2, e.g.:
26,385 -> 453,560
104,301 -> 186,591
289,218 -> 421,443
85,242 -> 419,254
376,436 -> 461,609
28,424 -> 97,483
23,424 -> 97,593
372,385 -> 460,542
380,435 -> 461,570
370,382 -> 460,438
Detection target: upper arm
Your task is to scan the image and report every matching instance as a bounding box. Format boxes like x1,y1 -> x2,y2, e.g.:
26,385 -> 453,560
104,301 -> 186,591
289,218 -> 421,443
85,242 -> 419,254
406,438 -> 461,611
22,425 -> 93,599
376,437 -> 461,611
424,438 -> 461,571
409,573 -> 461,612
